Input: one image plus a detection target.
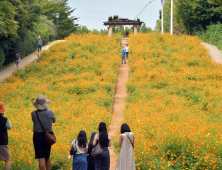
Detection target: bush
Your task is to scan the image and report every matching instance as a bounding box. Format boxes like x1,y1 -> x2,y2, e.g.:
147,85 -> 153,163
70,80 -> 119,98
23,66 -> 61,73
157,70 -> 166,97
200,22 -> 222,50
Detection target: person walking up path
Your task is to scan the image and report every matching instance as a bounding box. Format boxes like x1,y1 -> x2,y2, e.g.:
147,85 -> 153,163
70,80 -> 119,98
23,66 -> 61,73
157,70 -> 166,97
37,36 -> 43,52
0,40 -> 65,83
109,43 -> 129,169
15,53 -> 21,69
121,49 -> 126,64
125,44 -> 129,59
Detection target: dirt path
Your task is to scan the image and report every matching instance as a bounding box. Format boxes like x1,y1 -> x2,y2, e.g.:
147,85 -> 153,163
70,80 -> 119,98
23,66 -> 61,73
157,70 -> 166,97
202,42 -> 222,64
109,43 -> 129,170
0,40 -> 65,83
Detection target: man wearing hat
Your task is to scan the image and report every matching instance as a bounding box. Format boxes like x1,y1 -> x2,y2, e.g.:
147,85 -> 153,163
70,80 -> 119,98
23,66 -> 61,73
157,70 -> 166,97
37,36 -> 43,52
0,102 -> 12,170
31,95 -> 56,170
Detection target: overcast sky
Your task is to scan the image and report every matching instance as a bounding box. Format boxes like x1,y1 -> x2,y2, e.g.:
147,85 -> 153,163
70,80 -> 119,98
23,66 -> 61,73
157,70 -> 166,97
67,0 -> 162,30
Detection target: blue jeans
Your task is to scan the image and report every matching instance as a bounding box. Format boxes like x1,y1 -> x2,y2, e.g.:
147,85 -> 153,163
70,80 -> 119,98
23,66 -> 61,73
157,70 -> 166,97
72,154 -> 87,170
122,57 -> 126,64
38,45 -> 42,52
94,148 -> 110,170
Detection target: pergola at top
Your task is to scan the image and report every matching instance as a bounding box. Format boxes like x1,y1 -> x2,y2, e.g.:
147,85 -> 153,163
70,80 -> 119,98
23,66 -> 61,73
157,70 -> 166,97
103,18 -> 143,37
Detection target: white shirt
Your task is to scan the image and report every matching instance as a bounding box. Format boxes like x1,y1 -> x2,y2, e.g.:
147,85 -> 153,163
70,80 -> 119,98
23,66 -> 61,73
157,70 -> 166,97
72,140 -> 88,154
125,47 -> 129,52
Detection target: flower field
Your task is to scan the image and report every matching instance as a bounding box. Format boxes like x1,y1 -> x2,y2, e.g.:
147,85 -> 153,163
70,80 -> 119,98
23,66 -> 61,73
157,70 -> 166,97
125,33 -> 222,169
0,34 -> 121,169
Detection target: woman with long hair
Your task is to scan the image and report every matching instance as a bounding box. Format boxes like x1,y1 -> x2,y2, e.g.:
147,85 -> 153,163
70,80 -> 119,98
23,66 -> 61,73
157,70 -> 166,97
116,123 -> 135,170
87,132 -> 97,170
68,130 -> 88,170
93,122 -> 111,170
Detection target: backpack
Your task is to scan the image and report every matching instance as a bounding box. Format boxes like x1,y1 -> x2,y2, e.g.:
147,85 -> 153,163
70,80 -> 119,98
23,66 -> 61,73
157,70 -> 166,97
15,55 -> 20,60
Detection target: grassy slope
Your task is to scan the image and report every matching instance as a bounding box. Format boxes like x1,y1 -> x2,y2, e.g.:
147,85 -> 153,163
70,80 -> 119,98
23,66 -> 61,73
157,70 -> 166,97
0,34 -> 121,169
124,32 -> 222,169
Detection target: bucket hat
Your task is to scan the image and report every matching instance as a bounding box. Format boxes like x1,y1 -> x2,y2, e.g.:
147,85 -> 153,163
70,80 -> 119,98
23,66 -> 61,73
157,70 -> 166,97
33,94 -> 50,110
0,102 -> 6,113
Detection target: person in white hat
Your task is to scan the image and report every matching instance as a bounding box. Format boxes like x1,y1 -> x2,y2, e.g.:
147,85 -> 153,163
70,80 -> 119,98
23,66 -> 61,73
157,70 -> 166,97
31,95 -> 56,170
0,102 -> 12,170
37,36 -> 43,52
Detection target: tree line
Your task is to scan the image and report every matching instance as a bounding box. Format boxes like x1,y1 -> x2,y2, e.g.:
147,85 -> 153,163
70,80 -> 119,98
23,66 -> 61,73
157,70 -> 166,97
155,0 -> 222,34
0,0 -> 78,68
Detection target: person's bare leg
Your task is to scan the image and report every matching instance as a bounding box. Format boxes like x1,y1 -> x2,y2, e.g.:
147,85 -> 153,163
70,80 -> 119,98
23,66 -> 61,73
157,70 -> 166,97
45,158 -> 51,170
39,158 -> 45,170
4,159 -> 11,170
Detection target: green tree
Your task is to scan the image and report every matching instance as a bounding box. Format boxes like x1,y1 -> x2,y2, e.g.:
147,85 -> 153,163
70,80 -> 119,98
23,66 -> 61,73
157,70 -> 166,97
140,23 -> 152,33
100,29 -> 108,35
34,0 -> 78,39
176,0 -> 222,33
78,25 -> 91,34
155,0 -> 174,32
0,0 -> 19,37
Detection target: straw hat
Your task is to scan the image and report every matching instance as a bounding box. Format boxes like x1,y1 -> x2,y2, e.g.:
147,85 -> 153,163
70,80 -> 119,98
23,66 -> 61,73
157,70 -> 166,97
33,95 -> 50,110
0,102 -> 6,113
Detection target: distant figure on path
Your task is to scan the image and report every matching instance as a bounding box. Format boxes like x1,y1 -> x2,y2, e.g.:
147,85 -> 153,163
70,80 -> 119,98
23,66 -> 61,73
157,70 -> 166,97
15,53 -> 21,69
0,102 -> 12,170
68,130 -> 88,170
87,132 -> 97,170
116,123 -> 135,170
121,48 -> 126,64
125,44 -> 129,59
31,94 -> 56,170
93,122 -> 111,170
37,36 -> 43,52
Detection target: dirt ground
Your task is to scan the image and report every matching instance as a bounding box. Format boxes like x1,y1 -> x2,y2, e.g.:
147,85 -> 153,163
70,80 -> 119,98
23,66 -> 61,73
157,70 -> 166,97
109,42 -> 129,170
201,42 -> 222,64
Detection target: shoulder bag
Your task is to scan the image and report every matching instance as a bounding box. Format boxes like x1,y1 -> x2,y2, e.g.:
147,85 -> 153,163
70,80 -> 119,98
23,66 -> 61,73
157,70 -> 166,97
36,111 -> 56,145
91,134 -> 103,157
70,140 -> 77,156
125,133 -> 134,148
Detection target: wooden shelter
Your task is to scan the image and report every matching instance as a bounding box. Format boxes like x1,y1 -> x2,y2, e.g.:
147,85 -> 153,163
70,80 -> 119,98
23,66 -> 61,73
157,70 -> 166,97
103,18 -> 143,36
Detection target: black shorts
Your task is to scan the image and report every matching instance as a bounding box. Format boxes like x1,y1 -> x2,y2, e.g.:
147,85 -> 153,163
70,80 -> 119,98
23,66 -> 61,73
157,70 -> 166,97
33,132 -> 51,159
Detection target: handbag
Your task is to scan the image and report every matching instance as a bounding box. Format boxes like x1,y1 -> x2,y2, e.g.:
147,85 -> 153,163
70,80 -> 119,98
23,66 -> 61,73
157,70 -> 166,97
70,140 -> 77,156
36,111 -> 56,145
125,133 -> 134,148
91,134 -> 103,157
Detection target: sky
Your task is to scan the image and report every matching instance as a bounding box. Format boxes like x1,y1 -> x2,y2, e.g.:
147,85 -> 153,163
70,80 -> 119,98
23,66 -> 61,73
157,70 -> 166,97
67,0 -> 162,31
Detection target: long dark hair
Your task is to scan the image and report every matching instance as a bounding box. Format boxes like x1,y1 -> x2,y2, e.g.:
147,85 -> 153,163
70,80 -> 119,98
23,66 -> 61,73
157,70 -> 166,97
98,122 -> 107,137
88,132 -> 97,153
120,123 -> 131,134
77,130 -> 87,148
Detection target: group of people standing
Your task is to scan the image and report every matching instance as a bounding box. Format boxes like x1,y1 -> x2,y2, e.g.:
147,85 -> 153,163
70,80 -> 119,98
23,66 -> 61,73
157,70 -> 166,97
14,36 -> 42,69
0,94 -> 135,170
121,44 -> 129,64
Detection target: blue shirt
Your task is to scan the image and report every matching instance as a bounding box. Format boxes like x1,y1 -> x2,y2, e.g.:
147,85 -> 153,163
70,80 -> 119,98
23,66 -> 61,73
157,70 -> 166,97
121,51 -> 125,58
15,54 -> 21,60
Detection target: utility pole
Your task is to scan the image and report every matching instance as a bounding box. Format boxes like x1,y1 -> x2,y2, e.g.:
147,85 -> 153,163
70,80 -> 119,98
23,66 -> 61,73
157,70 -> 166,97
170,0 -> 173,34
161,0 -> 164,34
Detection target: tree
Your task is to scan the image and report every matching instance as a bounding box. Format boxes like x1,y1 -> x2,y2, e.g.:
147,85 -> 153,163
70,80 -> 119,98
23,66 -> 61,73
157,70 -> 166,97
0,0 -> 19,37
78,26 -> 91,34
34,0 -> 78,39
140,23 -> 152,33
155,0 -> 174,32
176,0 -> 222,33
